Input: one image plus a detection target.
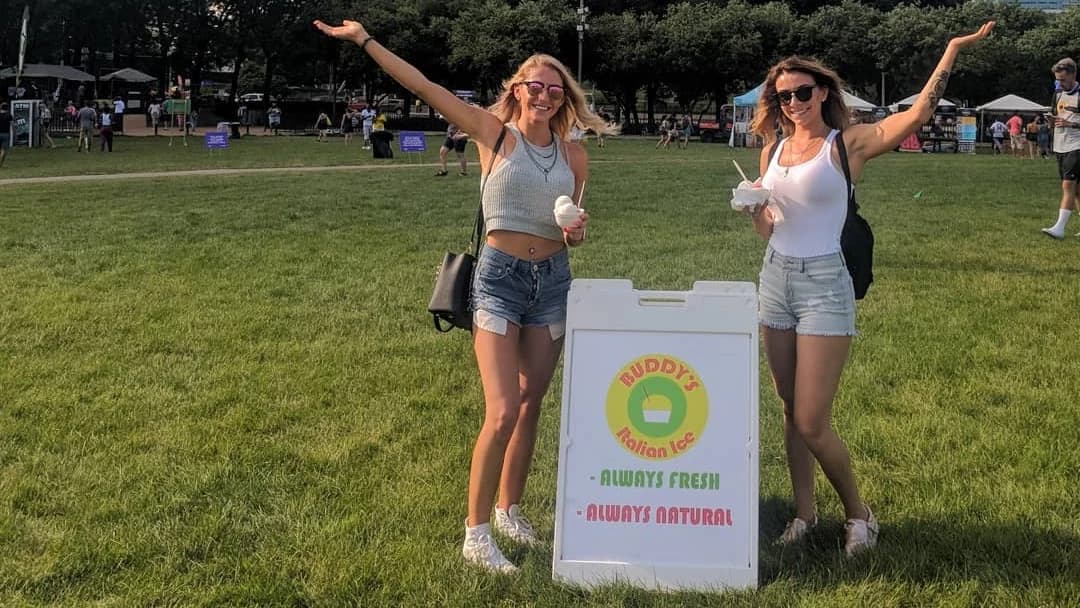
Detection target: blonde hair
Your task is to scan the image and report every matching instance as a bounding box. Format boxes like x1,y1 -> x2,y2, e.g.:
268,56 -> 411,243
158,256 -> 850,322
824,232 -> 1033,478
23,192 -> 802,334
488,54 -> 616,140
750,56 -> 850,146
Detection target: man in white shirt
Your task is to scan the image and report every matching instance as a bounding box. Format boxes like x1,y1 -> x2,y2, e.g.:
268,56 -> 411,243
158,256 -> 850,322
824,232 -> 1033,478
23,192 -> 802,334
360,105 -> 376,149
113,97 -> 126,133
1042,58 -> 1080,239
988,119 -> 1007,155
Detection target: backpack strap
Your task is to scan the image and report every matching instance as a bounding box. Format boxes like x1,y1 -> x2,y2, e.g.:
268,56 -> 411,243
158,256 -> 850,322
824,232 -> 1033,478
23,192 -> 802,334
834,130 -> 857,214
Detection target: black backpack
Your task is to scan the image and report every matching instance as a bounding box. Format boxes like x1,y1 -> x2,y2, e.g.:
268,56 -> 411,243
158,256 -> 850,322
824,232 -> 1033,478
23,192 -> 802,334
767,132 -> 874,299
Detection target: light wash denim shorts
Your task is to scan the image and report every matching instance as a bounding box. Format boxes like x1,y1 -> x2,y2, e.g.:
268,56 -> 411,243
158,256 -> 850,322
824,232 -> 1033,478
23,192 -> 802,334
471,245 -> 571,338
758,246 -> 857,337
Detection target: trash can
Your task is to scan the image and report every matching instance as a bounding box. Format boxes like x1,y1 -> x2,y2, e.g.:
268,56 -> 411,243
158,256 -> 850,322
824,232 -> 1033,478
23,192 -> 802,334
372,130 -> 394,158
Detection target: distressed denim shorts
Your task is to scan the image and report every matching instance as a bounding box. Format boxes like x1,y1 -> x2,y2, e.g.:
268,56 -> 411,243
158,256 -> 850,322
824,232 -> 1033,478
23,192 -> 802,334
471,245 -> 571,339
758,246 -> 857,337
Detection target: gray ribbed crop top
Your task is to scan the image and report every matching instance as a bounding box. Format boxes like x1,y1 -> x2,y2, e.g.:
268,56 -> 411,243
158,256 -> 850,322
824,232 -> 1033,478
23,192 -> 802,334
482,124 -> 576,242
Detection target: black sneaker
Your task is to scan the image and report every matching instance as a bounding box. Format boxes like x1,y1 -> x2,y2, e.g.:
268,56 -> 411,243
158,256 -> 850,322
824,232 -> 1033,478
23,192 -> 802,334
434,170 -> 448,176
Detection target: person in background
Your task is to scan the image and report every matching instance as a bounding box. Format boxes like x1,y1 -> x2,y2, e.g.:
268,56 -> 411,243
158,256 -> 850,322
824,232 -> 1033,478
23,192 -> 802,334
99,104 -> 114,152
76,100 -> 97,153
436,121 -> 469,176
1036,114 -> 1051,159
745,21 -> 994,557
340,107 -> 356,144
316,16 -> 610,574
360,104 -> 376,149
113,96 -> 125,134
266,102 -> 282,135
314,111 -> 333,142
1025,116 -> 1039,160
39,100 -> 56,148
1041,57 -> 1080,240
988,118 -> 1007,155
1006,112 -> 1024,158
149,99 -> 162,135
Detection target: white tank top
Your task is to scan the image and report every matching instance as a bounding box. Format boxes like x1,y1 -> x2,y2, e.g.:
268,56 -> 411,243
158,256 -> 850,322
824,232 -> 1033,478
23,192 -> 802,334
760,130 -> 848,258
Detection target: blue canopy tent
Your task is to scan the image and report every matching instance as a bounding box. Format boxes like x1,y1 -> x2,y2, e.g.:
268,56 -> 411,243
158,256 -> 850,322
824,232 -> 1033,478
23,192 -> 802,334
730,83 -> 764,147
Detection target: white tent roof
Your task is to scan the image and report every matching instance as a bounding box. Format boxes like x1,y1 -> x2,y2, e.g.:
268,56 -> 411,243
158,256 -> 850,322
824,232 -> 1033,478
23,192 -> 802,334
975,94 -> 1049,113
101,67 -> 156,83
843,91 -> 876,111
887,93 -> 955,112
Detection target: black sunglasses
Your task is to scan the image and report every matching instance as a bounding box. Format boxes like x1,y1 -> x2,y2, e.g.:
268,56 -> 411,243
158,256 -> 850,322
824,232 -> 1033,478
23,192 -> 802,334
773,84 -> 816,106
520,80 -> 566,101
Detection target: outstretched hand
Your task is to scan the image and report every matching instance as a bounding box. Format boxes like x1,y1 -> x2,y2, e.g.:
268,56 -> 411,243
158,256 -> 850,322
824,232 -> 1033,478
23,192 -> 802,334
313,19 -> 367,45
949,21 -> 995,49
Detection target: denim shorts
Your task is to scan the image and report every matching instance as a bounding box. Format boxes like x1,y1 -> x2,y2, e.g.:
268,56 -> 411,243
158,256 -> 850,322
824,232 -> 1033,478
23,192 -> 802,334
471,245 -> 572,338
758,246 -> 857,337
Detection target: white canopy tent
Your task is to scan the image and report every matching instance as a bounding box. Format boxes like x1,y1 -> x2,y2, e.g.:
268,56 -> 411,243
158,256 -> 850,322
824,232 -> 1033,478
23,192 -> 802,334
100,67 -> 155,83
888,93 -> 955,112
843,91 -> 876,112
974,94 -> 1049,113
973,95 -> 1050,144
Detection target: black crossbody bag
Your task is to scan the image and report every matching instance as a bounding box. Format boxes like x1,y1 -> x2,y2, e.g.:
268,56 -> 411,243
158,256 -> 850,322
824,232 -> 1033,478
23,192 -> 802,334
427,127 -> 507,332
767,132 -> 874,299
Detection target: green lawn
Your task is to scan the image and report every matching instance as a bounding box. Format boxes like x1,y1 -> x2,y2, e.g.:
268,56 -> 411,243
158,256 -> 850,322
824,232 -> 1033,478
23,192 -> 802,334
1,138 -> 1078,607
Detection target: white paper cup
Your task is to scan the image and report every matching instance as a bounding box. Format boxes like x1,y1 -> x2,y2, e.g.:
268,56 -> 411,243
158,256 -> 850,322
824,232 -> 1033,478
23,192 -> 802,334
730,187 -> 771,211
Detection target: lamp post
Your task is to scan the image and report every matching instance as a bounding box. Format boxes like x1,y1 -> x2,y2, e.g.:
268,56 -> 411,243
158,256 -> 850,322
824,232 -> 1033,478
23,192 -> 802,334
576,1 -> 589,83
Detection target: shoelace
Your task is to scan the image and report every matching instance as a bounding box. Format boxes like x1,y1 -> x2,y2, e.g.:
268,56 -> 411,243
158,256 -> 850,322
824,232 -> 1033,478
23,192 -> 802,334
470,533 -> 509,565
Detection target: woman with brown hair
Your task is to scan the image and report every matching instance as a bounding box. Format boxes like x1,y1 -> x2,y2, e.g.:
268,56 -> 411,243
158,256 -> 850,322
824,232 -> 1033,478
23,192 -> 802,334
745,21 -> 994,556
315,18 -> 612,573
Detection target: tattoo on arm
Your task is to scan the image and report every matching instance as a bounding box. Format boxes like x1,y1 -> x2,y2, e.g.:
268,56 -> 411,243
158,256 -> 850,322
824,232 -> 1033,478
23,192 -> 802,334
926,69 -> 951,108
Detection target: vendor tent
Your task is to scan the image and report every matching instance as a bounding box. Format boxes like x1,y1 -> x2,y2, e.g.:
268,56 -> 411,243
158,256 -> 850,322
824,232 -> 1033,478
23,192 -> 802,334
973,94 -> 1049,143
733,83 -> 764,107
730,83 -> 764,147
887,93 -> 955,112
843,91 -> 876,112
974,94 -> 1049,113
100,68 -> 155,83
0,63 -> 93,81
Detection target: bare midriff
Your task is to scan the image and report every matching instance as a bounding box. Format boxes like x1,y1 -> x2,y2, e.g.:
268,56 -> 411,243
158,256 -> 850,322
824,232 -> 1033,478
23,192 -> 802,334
487,230 -> 565,260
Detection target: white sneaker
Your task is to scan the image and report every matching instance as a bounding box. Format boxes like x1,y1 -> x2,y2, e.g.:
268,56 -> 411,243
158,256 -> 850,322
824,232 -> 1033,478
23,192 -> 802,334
494,505 -> 541,546
844,505 -> 879,557
777,515 -> 817,545
462,523 -> 518,574
1042,227 -> 1065,240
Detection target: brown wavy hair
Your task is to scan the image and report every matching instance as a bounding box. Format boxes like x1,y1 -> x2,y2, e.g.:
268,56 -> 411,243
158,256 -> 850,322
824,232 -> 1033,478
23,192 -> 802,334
487,54 -> 616,141
750,56 -> 850,146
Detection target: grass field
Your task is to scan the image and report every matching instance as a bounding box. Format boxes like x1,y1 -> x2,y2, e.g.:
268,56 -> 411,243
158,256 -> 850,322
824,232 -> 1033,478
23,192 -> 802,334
2,135 -> 1078,606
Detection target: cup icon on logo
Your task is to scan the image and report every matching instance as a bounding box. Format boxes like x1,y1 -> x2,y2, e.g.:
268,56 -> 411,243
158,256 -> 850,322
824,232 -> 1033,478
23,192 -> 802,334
641,394 -> 672,424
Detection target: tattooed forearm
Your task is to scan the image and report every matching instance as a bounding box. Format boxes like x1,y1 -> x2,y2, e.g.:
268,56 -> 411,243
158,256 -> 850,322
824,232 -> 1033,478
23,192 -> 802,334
925,69 -> 951,108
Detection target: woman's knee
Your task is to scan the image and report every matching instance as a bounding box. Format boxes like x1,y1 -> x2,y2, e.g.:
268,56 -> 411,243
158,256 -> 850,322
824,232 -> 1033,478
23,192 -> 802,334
792,409 -> 830,444
484,403 -> 520,444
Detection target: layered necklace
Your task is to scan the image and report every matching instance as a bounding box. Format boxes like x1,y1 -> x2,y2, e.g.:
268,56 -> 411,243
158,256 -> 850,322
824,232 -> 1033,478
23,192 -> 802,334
782,136 -> 822,177
519,130 -> 559,181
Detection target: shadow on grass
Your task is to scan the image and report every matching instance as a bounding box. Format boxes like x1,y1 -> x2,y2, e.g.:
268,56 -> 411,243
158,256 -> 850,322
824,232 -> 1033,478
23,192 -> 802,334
759,496 -> 1079,587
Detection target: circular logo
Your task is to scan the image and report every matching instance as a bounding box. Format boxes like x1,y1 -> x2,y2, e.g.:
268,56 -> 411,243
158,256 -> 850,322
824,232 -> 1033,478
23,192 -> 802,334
606,354 -> 707,460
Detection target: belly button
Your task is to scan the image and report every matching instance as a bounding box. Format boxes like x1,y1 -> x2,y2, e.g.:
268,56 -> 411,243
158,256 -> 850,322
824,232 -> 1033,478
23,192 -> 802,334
528,247 -> 536,256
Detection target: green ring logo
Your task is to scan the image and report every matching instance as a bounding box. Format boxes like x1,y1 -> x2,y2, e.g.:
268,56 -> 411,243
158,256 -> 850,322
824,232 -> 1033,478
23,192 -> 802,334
606,354 -> 707,460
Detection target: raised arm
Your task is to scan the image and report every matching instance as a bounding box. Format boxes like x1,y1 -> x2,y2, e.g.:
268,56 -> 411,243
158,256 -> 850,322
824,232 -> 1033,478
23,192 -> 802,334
845,21 -> 994,171
314,19 -> 503,149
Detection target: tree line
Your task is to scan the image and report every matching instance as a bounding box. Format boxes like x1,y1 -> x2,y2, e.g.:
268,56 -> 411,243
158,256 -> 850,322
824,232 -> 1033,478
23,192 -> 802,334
2,1 -> 1078,124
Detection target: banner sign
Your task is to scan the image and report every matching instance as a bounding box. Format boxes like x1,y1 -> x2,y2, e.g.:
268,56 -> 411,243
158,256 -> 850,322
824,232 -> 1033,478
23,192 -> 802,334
553,279 -> 759,591
399,131 -> 426,153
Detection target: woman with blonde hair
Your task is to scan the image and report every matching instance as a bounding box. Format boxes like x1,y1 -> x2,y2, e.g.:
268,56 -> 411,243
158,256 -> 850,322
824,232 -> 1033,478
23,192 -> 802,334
744,21 -> 994,556
316,17 -> 613,574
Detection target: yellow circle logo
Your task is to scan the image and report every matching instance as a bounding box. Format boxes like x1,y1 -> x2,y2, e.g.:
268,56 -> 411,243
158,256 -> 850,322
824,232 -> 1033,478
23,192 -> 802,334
606,354 -> 708,460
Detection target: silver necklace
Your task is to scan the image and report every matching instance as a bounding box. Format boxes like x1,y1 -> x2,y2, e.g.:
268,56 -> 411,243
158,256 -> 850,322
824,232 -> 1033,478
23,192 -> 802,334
520,131 -> 559,181
786,136 -> 816,177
